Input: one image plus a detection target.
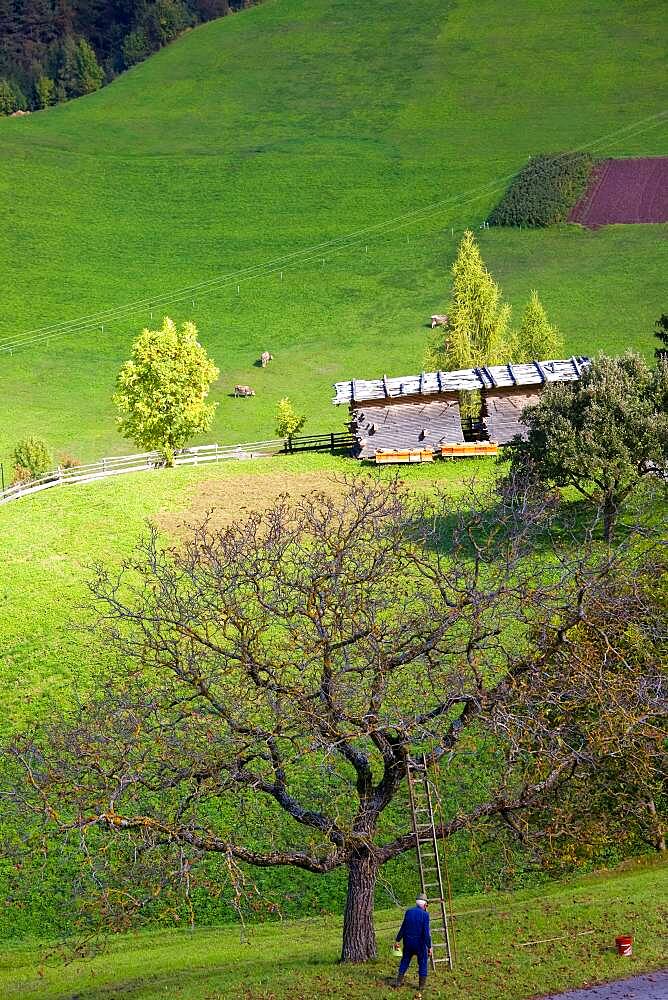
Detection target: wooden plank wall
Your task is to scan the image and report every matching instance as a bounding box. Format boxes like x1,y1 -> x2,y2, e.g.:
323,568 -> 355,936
482,388 -> 542,444
351,395 -> 464,458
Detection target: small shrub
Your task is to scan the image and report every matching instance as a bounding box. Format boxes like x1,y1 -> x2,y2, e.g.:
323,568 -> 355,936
10,464 -> 32,486
487,153 -> 595,228
12,436 -> 52,479
275,397 -> 306,438
57,452 -> 81,470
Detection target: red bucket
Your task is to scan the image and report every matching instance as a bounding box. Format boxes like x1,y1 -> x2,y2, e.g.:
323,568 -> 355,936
615,935 -> 633,957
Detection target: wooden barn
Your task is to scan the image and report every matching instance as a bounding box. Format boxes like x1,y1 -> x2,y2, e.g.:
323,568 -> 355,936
333,358 -> 589,459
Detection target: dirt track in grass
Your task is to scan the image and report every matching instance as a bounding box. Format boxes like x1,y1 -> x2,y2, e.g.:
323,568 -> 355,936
568,157 -> 668,227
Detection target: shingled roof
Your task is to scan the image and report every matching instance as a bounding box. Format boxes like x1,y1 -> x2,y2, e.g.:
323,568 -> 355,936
333,357 -> 590,406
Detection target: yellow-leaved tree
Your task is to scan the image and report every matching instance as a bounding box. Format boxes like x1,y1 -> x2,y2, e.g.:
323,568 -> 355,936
114,317 -> 219,466
275,397 -> 306,438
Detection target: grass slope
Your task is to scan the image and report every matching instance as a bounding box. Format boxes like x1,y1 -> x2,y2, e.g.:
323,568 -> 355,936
0,454 -> 486,728
1,860 -> 666,999
0,0 -> 666,464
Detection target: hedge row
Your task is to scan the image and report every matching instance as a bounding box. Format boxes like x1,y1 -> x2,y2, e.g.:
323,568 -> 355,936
487,153 -> 595,228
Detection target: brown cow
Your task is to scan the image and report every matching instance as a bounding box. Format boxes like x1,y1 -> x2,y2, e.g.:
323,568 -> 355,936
234,384 -> 256,397
260,351 -> 274,367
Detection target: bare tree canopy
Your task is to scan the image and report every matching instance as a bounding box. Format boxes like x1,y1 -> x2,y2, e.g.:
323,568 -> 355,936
6,477 -> 666,962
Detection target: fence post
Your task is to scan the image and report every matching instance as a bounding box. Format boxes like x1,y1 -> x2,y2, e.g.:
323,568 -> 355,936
0,463 -> 4,494
330,432 -> 335,453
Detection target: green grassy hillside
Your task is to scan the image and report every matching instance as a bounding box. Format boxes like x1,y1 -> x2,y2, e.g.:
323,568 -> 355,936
1,860 -> 666,999
0,455 -> 488,729
0,0 -> 666,465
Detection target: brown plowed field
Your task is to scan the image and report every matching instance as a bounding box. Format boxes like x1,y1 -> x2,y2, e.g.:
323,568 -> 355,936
568,157 -> 668,227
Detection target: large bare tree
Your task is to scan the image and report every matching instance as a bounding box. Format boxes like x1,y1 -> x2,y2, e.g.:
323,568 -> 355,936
8,477 -> 665,961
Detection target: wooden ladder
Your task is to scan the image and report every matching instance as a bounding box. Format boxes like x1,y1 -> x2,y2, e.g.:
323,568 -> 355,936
406,753 -> 455,970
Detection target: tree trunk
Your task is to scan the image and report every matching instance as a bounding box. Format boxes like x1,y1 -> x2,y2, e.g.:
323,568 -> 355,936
341,852 -> 378,963
647,799 -> 666,852
603,493 -> 616,542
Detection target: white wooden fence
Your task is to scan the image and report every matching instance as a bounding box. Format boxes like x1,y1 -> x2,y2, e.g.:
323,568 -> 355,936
0,440 -> 285,506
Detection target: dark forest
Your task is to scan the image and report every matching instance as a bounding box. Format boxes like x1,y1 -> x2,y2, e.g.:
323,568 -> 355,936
0,0 -> 251,113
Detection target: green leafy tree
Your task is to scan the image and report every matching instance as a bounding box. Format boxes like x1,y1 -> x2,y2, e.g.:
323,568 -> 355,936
507,352 -> 668,540
114,317 -> 219,466
34,74 -> 54,108
0,79 -> 16,115
74,38 -> 103,95
0,78 -> 26,114
654,313 -> 668,364
54,35 -> 78,101
151,0 -> 194,46
121,28 -> 152,67
12,436 -> 52,479
511,290 -> 563,362
275,397 -> 306,438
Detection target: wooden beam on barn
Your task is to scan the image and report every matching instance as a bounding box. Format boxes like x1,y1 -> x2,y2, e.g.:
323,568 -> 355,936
333,357 -> 589,406
481,364 -> 497,387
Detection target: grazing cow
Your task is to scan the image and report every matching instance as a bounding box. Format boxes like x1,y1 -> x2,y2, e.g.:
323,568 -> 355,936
234,384 -> 256,397
260,351 -> 274,367
430,314 -> 449,329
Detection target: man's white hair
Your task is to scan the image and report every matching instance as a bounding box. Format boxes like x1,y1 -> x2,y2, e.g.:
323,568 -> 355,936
416,896 -> 428,907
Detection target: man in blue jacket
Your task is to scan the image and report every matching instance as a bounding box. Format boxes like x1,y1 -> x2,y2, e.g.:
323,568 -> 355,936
393,895 -> 432,990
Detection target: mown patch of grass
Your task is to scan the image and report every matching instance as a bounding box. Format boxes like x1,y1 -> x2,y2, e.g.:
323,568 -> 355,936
0,0 -> 666,464
0,859 -> 665,999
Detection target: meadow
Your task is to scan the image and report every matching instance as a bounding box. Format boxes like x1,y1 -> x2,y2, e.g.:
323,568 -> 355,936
1,859 -> 666,999
0,0 -> 666,465
0,0 -> 667,978
0,454 -> 492,729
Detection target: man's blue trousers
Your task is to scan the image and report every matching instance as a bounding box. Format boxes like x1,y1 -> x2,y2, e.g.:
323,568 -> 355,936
398,944 -> 429,978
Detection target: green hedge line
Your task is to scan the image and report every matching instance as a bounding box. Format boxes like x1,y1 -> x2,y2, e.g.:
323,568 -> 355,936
487,153 -> 595,228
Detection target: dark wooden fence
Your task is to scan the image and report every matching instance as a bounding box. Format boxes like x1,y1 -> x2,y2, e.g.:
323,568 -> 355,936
461,417 -> 486,442
284,431 -> 355,454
